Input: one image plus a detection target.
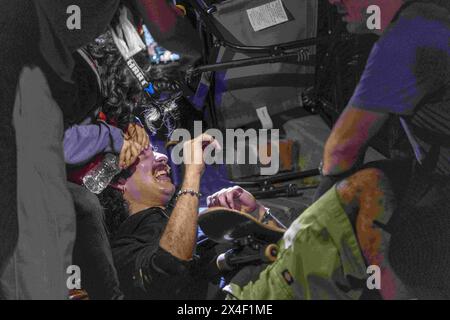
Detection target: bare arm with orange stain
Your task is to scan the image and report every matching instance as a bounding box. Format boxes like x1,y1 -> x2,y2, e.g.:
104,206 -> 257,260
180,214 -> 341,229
322,106 -> 389,176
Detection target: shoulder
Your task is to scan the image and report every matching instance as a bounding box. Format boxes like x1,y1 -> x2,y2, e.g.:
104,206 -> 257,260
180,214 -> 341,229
388,1 -> 450,39
377,3 -> 449,56
400,1 -> 450,24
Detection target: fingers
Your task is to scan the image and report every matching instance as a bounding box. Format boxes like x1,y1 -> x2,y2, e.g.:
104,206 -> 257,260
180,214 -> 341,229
231,186 -> 244,197
207,189 -> 223,208
126,124 -> 136,140
183,133 -> 223,176
120,139 -> 141,169
217,192 -> 229,208
124,146 -> 131,168
206,195 -> 213,207
207,187 -> 242,210
135,125 -> 148,150
127,124 -> 150,152
198,133 -> 222,152
206,186 -> 258,213
126,141 -> 140,168
119,139 -> 128,168
226,191 -> 237,210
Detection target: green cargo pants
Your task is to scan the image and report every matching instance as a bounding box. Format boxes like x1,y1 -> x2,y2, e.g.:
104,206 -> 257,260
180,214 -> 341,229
225,187 -> 368,300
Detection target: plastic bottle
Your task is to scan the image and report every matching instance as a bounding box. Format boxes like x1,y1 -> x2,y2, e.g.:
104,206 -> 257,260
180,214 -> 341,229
83,153 -> 121,194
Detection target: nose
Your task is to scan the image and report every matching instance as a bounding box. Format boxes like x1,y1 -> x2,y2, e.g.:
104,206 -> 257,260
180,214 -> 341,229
154,151 -> 169,165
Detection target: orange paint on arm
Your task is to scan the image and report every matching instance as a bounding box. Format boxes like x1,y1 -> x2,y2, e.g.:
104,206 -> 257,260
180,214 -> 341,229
323,106 -> 388,175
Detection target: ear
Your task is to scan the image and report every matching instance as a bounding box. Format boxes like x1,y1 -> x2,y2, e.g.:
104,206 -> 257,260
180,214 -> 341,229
110,177 -> 127,193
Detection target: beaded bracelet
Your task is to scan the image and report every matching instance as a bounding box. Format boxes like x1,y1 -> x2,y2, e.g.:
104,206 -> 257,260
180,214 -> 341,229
176,189 -> 202,201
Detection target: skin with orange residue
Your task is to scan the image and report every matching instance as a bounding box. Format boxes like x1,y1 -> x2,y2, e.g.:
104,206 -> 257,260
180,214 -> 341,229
322,106 -> 389,176
322,0 -> 406,177
336,168 -> 412,299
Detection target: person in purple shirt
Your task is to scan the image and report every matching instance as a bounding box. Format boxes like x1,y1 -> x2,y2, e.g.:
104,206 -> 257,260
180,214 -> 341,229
0,0 -> 201,301
317,0 -> 450,297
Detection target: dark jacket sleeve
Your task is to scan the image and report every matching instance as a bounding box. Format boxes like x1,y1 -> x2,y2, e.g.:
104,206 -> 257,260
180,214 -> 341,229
63,122 -> 124,165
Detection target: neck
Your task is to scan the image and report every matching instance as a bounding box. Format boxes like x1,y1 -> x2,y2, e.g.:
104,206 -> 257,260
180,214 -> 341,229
128,201 -> 166,215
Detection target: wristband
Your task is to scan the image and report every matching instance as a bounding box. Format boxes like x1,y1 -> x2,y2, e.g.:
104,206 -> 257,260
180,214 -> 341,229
176,189 -> 202,201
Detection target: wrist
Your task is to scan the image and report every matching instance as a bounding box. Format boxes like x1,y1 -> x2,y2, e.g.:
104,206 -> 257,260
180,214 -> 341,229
184,167 -> 203,179
320,160 -> 349,178
181,170 -> 201,191
176,189 -> 202,202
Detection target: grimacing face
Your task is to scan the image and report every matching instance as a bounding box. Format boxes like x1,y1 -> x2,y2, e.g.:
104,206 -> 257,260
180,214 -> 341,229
328,0 -> 403,34
123,147 -> 176,209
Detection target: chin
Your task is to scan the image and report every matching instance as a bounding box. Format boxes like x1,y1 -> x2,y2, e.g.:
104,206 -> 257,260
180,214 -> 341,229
158,180 -> 176,197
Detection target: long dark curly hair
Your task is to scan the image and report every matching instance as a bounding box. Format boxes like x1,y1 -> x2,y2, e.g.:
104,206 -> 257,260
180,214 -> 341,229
97,186 -> 130,239
85,31 -> 183,133
85,31 -> 151,129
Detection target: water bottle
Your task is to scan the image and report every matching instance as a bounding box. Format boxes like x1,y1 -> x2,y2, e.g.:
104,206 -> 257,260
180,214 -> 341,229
83,153 -> 121,194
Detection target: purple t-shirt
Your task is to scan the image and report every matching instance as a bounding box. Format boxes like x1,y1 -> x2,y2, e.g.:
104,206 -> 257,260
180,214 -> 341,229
349,2 -> 450,174
349,2 -> 449,116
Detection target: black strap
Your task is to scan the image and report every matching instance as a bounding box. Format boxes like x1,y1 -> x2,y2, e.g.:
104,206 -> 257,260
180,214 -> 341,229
410,123 -> 450,148
392,1 -> 448,172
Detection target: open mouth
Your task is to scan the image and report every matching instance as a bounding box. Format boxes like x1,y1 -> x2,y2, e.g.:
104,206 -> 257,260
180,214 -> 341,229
152,164 -> 172,182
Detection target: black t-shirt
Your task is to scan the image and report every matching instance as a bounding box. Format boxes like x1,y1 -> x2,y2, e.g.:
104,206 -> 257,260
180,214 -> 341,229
111,207 -> 208,299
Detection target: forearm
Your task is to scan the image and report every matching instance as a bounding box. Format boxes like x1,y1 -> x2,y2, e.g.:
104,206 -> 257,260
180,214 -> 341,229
159,170 -> 201,261
316,122 -> 367,200
322,114 -> 365,176
322,106 -> 388,176
322,138 -> 363,176
64,123 -> 124,165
